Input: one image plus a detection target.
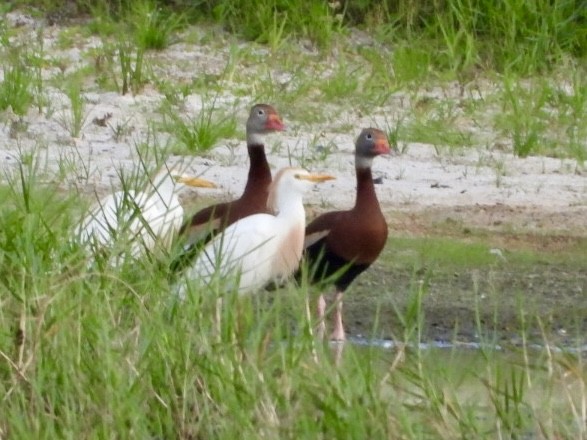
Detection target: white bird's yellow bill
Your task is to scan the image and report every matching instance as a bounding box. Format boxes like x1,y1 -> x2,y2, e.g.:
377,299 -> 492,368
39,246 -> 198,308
176,176 -> 217,188
296,173 -> 335,183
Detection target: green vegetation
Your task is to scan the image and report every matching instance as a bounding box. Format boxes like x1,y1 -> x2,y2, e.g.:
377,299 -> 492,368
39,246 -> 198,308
0,61 -> 33,116
56,73 -> 88,138
0,165 -> 586,438
128,0 -> 184,51
389,234 -> 587,271
3,0 -> 585,157
72,0 -> 587,73
160,98 -> 238,154
0,2 -> 586,437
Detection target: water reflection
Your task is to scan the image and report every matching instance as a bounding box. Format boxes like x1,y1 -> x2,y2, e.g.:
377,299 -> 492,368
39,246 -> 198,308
345,336 -> 587,355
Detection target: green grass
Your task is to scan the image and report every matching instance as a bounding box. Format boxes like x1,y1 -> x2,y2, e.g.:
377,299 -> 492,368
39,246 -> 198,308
9,0 -> 586,74
0,161 -> 586,438
56,73 -> 88,138
159,98 -> 238,154
319,60 -> 361,102
128,0 -> 184,51
117,39 -> 146,95
212,0 -> 342,49
0,57 -> 34,116
0,5 -> 586,435
388,233 -> 587,272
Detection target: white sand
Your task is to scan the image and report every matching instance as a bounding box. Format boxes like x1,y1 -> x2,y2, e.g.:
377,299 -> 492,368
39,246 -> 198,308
1,12 -> 586,234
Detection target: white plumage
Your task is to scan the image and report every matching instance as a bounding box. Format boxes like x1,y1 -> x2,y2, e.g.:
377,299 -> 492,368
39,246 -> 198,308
77,166 -> 216,262
178,167 -> 334,294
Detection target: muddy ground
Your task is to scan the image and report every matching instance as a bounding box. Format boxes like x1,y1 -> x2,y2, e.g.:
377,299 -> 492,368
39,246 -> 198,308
341,205 -> 587,346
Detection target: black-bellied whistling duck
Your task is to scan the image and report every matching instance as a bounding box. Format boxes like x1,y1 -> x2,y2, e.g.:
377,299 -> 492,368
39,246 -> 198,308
77,166 -> 216,263
174,104 -> 285,268
177,167 -> 335,295
302,128 -> 391,341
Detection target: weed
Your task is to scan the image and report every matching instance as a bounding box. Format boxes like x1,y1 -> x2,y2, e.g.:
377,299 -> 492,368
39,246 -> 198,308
492,156 -> 507,188
214,0 -> 343,49
384,117 -> 405,153
160,98 -> 237,154
107,116 -> 134,142
0,60 -> 33,116
483,367 -> 531,436
496,77 -> 549,157
319,61 -> 360,102
117,40 -> 146,95
392,44 -> 432,85
129,0 -> 184,51
394,271 -> 429,344
285,133 -> 338,168
403,116 -> 472,150
56,74 -> 88,138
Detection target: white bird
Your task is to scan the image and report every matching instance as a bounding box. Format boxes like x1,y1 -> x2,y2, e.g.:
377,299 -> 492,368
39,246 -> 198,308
77,165 -> 216,262
178,167 -> 334,295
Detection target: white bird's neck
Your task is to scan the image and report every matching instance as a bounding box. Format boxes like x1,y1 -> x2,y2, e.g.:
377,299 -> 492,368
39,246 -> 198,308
150,171 -> 177,204
274,191 -> 306,225
270,188 -> 307,281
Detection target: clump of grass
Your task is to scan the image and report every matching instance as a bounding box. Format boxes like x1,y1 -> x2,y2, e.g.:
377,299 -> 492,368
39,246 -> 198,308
117,40 -> 146,95
374,0 -> 587,75
160,99 -> 237,154
0,61 -> 33,116
129,0 -> 184,51
495,77 -> 550,157
56,74 -> 88,138
87,0 -> 184,95
389,45 -> 432,84
213,0 -> 343,49
393,272 -> 429,344
319,61 -> 360,102
284,134 -> 338,168
401,97 -> 473,150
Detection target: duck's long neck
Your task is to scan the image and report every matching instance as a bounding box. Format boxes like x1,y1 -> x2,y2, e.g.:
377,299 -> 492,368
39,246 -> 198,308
354,163 -> 379,213
243,139 -> 272,196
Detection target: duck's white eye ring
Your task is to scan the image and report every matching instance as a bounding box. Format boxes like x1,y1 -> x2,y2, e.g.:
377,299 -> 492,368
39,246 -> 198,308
366,133 -> 373,140
258,109 -> 265,116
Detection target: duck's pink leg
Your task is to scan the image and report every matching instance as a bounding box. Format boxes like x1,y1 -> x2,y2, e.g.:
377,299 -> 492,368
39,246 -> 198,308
316,294 -> 327,340
330,291 -> 346,341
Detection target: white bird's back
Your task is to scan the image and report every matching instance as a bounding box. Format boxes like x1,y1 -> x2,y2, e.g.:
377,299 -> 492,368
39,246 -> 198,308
76,166 -> 215,264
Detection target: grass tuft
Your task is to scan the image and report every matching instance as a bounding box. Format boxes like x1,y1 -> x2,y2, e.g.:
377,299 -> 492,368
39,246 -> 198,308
0,61 -> 33,116
56,73 -> 88,138
160,98 -> 237,154
129,0 -> 185,51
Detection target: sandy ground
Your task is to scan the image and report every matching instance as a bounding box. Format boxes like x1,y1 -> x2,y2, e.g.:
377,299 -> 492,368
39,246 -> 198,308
1,11 -> 587,236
